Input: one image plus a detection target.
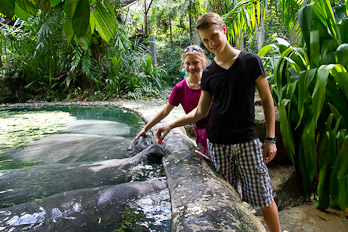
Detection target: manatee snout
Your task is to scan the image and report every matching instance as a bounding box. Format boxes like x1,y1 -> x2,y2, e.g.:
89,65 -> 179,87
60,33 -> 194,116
130,134 -> 154,153
145,144 -> 164,162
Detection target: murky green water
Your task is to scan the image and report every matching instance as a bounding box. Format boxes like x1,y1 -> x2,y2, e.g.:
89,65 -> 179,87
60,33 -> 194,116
0,106 -> 171,231
0,106 -> 144,170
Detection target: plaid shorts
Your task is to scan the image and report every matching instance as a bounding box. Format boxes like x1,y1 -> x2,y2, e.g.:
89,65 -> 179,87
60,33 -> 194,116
208,139 -> 273,207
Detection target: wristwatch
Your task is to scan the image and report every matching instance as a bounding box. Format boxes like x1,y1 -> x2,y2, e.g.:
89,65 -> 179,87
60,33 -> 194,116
264,136 -> 277,143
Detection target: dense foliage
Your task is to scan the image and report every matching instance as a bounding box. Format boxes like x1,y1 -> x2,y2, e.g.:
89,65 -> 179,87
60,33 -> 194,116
0,0 -> 166,102
259,0 -> 348,213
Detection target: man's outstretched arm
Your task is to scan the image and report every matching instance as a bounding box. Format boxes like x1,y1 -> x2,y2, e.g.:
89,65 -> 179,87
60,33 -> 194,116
156,90 -> 212,140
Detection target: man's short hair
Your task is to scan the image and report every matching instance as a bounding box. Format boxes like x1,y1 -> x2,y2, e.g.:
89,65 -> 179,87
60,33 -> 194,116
196,12 -> 224,30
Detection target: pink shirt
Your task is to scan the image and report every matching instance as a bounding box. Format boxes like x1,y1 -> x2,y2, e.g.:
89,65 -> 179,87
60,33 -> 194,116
168,78 -> 210,155
168,78 -> 210,129
168,78 -> 201,114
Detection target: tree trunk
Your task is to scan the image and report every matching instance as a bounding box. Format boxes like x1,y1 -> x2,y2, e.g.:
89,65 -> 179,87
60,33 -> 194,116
150,37 -> 157,66
193,30 -> 200,45
143,0 -> 154,37
256,21 -> 265,51
189,0 -> 192,43
256,2 -> 266,51
169,17 -> 173,46
144,0 -> 147,36
235,30 -> 244,50
289,24 -> 300,44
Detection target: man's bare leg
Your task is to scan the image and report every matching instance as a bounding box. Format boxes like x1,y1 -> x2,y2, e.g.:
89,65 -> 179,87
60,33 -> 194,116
262,200 -> 281,232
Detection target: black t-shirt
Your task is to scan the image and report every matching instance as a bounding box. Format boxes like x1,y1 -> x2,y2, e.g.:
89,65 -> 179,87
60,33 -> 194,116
201,51 -> 266,144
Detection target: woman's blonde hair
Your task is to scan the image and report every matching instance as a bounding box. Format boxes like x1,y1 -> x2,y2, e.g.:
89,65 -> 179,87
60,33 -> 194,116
195,12 -> 224,31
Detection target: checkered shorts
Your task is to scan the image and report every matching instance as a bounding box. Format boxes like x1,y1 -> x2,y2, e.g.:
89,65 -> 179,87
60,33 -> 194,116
208,139 -> 273,207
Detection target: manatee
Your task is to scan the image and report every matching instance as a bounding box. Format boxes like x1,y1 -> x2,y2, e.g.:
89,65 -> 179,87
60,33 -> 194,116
130,134 -> 154,153
63,119 -> 130,137
0,178 -> 168,232
9,134 -> 134,164
0,144 -> 164,208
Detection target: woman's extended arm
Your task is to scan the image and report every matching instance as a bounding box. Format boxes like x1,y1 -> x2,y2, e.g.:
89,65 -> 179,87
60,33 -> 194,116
133,103 -> 175,141
156,90 -> 212,140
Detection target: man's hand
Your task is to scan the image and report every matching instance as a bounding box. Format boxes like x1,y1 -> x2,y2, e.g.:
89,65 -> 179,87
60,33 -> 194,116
263,142 -> 277,164
155,125 -> 172,141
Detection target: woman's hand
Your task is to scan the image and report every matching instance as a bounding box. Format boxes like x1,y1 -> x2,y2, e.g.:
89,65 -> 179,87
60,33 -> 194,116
133,128 -> 147,142
155,125 -> 172,141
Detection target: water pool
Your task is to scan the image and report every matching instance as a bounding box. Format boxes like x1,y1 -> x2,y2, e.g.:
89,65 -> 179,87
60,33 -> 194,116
0,106 -> 171,231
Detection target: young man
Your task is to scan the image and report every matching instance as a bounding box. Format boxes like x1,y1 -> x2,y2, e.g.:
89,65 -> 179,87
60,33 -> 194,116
156,13 -> 281,232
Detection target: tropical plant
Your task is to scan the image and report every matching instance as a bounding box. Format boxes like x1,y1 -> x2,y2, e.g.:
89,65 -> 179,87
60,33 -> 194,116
0,1 -> 168,102
104,32 -> 165,99
215,0 -> 264,49
0,0 -> 121,46
156,46 -> 183,86
258,0 -> 348,213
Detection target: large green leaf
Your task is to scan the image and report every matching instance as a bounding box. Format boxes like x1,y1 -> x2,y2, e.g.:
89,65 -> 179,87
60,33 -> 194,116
311,3 -> 328,30
274,47 -> 295,101
283,56 -> 301,73
312,65 -> 336,125
14,3 -> 29,20
273,37 -> 290,53
89,9 -> 95,34
321,39 -> 336,64
319,0 -> 338,43
278,100 -> 295,165
298,3 -> 314,51
299,116 -> 317,194
65,0 -> 79,19
310,30 -> 320,67
295,47 -> 310,69
78,21 -> 92,50
327,77 -> 348,129
332,70 -> 348,100
296,69 -> 316,129
72,0 -> 90,38
94,1 -> 117,43
16,0 -> 38,16
49,0 -> 61,7
104,0 -> 115,18
338,19 -> 348,44
316,163 -> 329,209
288,47 -> 308,71
92,10 -> 109,42
0,0 -> 15,17
335,135 -> 348,211
336,44 -> 348,69
63,19 -> 74,43
316,114 -> 340,209
330,131 -> 347,207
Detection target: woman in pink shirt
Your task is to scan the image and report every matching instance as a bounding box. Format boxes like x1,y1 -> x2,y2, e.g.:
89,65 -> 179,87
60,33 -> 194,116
134,45 -> 210,155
